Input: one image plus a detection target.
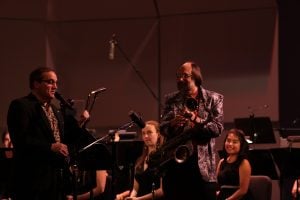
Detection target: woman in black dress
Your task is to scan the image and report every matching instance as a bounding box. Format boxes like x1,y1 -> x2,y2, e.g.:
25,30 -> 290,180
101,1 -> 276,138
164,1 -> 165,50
216,128 -> 253,200
115,120 -> 164,200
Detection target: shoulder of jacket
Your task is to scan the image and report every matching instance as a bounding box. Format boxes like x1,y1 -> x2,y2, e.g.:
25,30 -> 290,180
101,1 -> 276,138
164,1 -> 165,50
201,87 -> 223,100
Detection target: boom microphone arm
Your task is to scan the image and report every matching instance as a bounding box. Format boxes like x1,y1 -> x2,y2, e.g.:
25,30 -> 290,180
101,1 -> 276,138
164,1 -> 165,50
111,35 -> 163,109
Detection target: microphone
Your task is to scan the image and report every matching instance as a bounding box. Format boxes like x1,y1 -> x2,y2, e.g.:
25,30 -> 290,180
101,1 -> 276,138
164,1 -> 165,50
293,118 -> 300,125
263,104 -> 269,109
129,110 -> 145,129
90,87 -> 107,95
54,92 -> 73,110
108,34 -> 116,60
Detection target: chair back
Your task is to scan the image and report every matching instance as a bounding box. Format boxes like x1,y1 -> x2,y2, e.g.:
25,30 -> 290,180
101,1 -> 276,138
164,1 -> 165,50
249,175 -> 272,200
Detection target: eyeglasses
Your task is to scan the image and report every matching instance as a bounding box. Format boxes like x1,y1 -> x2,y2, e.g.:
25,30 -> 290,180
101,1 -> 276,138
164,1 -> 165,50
40,79 -> 58,85
176,73 -> 192,79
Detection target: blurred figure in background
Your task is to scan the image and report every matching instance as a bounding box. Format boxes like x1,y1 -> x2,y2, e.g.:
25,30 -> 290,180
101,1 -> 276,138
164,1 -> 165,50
0,128 -> 14,199
1,129 -> 13,158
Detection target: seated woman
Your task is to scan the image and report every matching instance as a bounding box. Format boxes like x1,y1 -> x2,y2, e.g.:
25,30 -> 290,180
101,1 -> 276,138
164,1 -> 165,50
66,169 -> 111,200
115,120 -> 165,200
216,128 -> 252,200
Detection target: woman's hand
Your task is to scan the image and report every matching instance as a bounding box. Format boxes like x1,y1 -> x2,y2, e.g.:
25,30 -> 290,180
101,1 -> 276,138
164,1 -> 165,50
115,190 -> 130,200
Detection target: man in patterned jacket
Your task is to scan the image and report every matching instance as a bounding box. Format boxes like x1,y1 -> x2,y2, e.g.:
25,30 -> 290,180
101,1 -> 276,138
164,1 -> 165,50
160,61 -> 224,200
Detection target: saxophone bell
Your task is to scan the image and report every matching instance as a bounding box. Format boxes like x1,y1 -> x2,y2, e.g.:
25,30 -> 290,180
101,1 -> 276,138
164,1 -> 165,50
185,97 -> 198,112
174,141 -> 194,163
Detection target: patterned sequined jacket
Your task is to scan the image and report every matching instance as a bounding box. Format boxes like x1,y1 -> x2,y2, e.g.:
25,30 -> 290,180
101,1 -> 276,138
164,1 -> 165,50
160,86 -> 224,182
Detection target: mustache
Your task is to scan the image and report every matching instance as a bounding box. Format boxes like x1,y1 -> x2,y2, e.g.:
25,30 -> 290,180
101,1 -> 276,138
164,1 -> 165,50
177,81 -> 188,91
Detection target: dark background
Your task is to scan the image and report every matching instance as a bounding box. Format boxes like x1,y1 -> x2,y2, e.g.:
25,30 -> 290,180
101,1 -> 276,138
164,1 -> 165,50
0,0 -> 281,132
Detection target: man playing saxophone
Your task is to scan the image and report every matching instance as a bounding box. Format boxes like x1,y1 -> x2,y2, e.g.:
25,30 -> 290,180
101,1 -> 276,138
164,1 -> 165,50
159,60 -> 224,200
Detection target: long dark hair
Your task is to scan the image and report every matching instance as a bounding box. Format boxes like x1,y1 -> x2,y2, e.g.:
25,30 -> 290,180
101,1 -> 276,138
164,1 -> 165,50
186,60 -> 203,87
222,128 -> 249,161
135,120 -> 164,171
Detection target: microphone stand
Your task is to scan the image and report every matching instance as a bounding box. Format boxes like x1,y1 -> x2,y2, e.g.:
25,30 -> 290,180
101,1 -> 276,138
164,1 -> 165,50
248,107 -> 258,149
80,91 -> 99,129
296,178 -> 299,200
151,182 -> 155,200
79,120 -> 134,153
78,121 -> 135,200
70,90 -> 103,200
55,95 -> 77,200
112,36 -> 163,114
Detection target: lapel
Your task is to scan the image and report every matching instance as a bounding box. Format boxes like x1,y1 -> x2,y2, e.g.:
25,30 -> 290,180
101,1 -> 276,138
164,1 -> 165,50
30,98 -> 55,142
29,93 -> 64,141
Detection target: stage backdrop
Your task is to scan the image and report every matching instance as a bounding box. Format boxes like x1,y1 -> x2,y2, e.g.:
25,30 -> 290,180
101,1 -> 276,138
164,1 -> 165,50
0,0 -> 278,133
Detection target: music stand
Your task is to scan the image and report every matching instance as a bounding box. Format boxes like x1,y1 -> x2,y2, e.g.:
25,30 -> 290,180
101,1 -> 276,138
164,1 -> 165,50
67,137 -> 113,200
234,116 -> 276,144
248,149 -> 279,179
279,128 -> 300,139
109,139 -> 144,197
79,135 -> 144,200
77,143 -> 112,171
270,148 -> 300,200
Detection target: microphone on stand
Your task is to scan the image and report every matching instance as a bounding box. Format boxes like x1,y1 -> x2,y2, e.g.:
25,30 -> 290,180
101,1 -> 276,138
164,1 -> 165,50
108,34 -> 117,60
129,110 -> 145,129
54,92 -> 74,110
90,87 -> 107,95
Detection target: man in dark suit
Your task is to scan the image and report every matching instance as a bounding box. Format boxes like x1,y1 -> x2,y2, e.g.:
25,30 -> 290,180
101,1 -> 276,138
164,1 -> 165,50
7,67 -> 90,200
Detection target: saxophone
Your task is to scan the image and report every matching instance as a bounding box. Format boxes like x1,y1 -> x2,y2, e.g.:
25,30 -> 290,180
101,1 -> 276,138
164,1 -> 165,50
147,97 -> 198,174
